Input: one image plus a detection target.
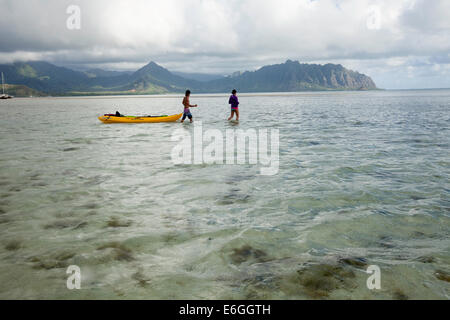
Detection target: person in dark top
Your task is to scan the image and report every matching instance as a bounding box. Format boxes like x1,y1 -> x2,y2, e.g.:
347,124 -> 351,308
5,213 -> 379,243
228,89 -> 239,121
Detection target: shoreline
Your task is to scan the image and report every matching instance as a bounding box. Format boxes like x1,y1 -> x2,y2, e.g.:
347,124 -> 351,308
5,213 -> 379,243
4,88 -> 450,99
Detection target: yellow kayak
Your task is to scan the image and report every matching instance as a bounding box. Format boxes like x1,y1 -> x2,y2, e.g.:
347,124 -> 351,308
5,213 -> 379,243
98,113 -> 182,124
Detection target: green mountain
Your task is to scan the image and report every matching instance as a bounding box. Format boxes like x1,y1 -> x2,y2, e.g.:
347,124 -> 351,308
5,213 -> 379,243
172,71 -> 225,82
83,69 -> 132,78
1,84 -> 46,97
205,60 -> 377,92
126,61 -> 201,93
0,61 -> 91,94
0,60 -> 377,96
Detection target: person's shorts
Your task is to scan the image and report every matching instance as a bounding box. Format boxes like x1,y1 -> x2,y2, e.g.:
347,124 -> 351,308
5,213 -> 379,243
231,107 -> 239,111
182,110 -> 192,120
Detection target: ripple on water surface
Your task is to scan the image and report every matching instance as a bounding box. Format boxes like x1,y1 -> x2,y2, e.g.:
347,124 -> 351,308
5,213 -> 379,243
0,91 -> 449,299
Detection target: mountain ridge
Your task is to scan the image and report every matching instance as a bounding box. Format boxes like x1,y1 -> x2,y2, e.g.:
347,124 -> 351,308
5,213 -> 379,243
0,60 -> 377,96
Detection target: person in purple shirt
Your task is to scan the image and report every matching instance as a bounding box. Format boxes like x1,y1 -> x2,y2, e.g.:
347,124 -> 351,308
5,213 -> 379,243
228,89 -> 239,121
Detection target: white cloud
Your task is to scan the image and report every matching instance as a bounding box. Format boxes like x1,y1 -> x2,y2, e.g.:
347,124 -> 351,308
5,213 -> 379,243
0,0 -> 449,88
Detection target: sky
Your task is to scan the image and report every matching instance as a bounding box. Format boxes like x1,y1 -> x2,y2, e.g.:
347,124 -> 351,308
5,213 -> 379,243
0,0 -> 449,89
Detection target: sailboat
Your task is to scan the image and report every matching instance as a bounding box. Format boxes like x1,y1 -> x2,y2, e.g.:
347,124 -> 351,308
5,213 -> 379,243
1,72 -> 13,99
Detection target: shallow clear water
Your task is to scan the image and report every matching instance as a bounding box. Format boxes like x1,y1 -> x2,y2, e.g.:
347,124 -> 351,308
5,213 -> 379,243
0,90 -> 449,299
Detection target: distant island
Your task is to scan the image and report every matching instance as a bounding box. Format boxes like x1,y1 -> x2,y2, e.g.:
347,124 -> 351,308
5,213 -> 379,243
0,60 -> 377,97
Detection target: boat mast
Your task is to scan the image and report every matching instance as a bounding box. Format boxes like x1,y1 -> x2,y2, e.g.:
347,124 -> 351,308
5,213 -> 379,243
1,72 -> 4,95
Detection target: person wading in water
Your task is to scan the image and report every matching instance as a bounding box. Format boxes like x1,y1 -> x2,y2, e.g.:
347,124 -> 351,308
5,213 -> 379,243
181,90 -> 198,123
228,89 -> 239,121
